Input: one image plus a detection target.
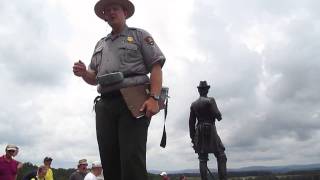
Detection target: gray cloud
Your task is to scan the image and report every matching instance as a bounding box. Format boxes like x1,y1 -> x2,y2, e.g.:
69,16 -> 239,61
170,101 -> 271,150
171,0 -> 320,168
0,0 -> 69,87
146,0 -> 320,169
0,0 -> 79,167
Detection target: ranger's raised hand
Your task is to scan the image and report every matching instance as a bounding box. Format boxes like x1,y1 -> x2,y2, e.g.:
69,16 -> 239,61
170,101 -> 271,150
73,60 -> 86,77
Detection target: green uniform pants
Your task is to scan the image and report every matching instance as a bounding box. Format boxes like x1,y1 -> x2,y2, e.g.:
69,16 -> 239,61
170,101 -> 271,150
94,93 -> 150,180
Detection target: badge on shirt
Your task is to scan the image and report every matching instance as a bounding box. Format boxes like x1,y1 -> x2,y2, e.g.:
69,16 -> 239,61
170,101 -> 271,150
127,36 -> 134,43
144,36 -> 155,45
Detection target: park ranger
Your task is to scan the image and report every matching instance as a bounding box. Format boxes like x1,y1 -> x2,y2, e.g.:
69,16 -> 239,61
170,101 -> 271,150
189,81 -> 227,180
72,0 -> 166,179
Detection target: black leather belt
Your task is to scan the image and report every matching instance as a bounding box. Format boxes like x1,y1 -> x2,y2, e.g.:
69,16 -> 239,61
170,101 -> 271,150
198,122 -> 214,126
101,90 -> 122,99
123,73 -> 143,78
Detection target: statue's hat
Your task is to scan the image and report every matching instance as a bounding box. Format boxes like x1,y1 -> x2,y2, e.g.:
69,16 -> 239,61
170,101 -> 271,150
197,81 -> 210,89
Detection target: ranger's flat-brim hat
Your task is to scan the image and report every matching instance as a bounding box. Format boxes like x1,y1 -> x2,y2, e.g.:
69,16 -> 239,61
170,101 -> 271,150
94,0 -> 135,20
197,81 -> 210,89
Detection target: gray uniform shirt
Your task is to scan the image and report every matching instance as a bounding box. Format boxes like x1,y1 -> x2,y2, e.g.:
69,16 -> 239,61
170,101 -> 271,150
69,171 -> 87,180
89,25 -> 166,93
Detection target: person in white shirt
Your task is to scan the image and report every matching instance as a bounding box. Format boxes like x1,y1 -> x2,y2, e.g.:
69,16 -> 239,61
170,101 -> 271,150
84,161 -> 103,180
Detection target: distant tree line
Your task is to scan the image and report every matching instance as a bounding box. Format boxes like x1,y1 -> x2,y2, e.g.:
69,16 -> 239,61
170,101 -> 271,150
16,163 -> 320,180
17,163 -> 174,180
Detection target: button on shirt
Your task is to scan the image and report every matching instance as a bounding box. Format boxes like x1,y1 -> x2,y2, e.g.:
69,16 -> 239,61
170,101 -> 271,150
89,25 -> 166,93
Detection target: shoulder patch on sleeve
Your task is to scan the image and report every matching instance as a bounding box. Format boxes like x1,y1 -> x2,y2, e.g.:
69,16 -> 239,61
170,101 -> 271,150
95,44 -> 103,52
94,38 -> 105,54
144,36 -> 155,45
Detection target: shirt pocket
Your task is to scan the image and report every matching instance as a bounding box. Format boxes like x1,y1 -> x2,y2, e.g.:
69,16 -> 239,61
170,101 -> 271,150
119,43 -> 141,62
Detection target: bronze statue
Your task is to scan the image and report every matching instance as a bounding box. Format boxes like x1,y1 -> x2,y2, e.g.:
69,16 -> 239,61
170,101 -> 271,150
189,81 -> 227,180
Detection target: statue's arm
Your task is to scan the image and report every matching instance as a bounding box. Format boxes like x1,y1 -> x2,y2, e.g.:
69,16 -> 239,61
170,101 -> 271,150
211,98 -> 222,121
189,107 -> 196,143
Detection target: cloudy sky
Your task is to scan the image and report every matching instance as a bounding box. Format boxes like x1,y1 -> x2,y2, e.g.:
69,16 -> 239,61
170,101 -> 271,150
1,0 -> 320,171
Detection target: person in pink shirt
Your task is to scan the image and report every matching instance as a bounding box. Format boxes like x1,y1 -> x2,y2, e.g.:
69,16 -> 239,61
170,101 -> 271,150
0,144 -> 23,180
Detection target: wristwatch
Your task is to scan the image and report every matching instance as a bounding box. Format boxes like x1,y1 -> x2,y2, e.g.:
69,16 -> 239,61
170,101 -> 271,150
149,93 -> 160,101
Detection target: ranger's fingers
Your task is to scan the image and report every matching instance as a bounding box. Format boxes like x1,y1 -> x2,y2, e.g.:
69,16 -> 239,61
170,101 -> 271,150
73,64 -> 86,70
140,102 -> 147,112
74,62 -> 84,66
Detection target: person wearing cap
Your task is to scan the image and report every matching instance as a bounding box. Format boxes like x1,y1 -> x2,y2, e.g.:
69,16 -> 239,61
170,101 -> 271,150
84,161 -> 103,180
43,157 -> 54,180
69,159 -> 88,180
189,81 -> 227,180
0,144 -> 23,180
160,171 -> 170,180
72,0 -> 166,179
23,165 -> 47,180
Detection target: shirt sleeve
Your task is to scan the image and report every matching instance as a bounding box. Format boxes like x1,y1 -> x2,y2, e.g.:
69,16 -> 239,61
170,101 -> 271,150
137,29 -> 166,72
89,39 -> 104,73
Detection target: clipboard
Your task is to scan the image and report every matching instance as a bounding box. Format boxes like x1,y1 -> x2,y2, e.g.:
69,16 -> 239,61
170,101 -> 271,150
120,84 -> 150,118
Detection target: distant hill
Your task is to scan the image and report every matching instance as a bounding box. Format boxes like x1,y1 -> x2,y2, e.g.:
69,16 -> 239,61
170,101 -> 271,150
148,163 -> 320,174
231,163 -> 320,173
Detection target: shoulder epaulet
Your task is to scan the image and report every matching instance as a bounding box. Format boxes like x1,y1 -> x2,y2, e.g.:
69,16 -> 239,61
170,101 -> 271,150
129,27 -> 149,35
128,27 -> 138,30
99,37 -> 107,42
94,37 -> 106,53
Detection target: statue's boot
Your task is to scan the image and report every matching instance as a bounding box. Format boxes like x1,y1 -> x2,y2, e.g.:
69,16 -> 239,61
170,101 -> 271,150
217,154 -> 227,180
199,160 -> 208,180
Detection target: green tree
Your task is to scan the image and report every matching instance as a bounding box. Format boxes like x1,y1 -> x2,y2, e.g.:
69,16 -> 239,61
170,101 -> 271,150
17,162 -> 37,179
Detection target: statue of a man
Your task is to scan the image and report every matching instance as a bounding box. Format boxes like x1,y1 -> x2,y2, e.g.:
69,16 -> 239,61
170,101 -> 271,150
189,81 -> 227,180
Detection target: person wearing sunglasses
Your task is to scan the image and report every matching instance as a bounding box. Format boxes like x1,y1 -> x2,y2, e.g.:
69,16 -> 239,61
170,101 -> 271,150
0,144 -> 23,180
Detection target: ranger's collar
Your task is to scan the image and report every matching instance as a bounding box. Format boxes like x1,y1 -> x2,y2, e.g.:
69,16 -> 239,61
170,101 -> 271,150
106,25 -> 130,41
